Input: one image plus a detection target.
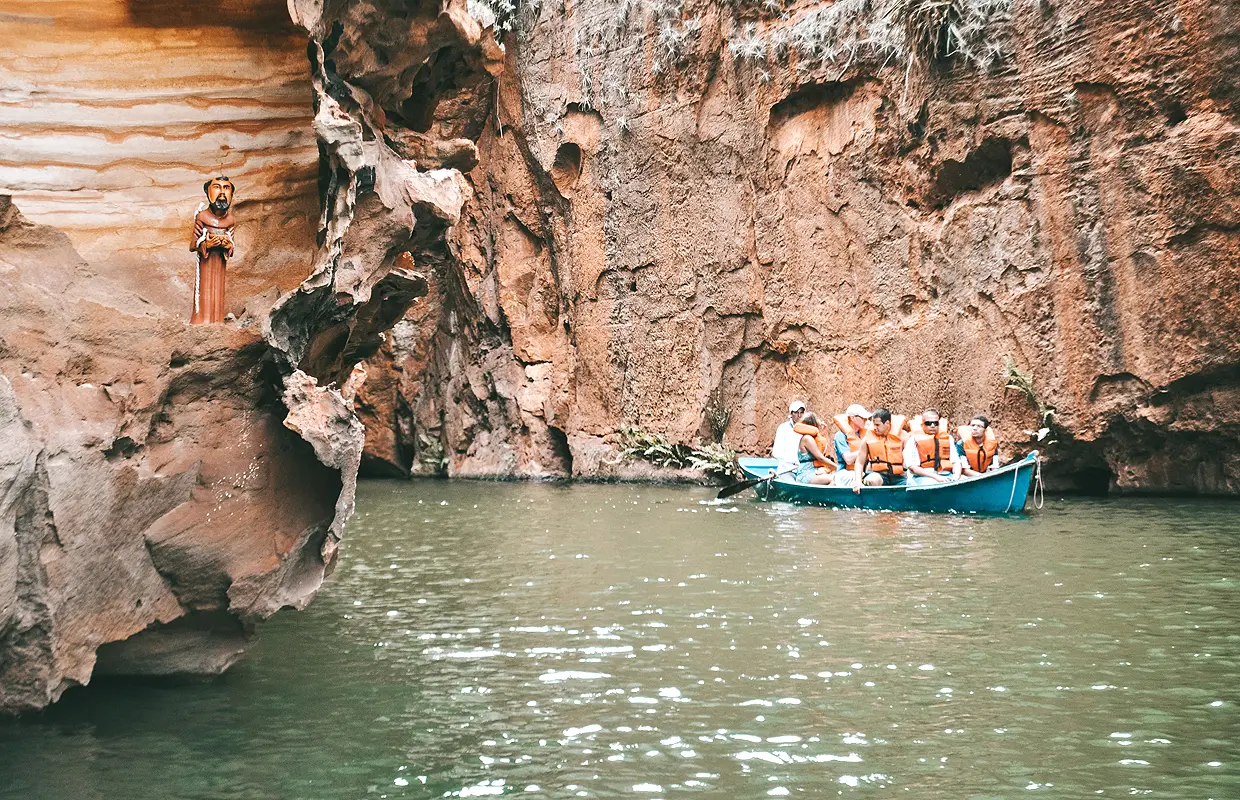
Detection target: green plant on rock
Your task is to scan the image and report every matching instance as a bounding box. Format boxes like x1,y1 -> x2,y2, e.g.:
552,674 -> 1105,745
688,442 -> 743,479
704,385 -> 732,443
416,430 -> 450,475
1003,355 -> 1055,439
617,427 -> 740,480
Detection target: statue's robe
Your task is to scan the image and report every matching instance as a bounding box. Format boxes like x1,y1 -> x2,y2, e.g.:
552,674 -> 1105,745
190,208 -> 235,324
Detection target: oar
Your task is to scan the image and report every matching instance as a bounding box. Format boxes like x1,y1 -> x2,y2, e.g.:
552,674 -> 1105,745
716,467 -> 796,499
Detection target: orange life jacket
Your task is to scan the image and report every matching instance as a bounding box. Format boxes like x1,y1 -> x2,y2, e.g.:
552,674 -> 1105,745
957,425 -> 998,472
862,415 -> 907,475
910,415 -> 953,473
832,413 -> 868,467
793,423 -> 836,470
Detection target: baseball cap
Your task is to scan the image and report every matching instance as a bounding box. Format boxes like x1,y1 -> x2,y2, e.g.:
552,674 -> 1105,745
844,403 -> 870,417
788,400 -> 806,413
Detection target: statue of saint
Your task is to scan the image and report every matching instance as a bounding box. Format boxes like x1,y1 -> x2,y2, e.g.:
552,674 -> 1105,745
190,176 -> 236,324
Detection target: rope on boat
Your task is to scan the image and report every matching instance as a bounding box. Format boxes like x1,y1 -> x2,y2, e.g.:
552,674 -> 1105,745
1005,454 -> 1047,513
1005,462 -> 1019,513
1033,454 -> 1045,510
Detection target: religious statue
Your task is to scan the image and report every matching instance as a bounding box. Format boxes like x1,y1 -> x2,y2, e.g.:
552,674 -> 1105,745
190,176 -> 236,324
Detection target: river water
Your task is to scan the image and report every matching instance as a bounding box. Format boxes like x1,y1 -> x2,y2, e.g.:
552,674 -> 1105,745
2,480 -> 1238,799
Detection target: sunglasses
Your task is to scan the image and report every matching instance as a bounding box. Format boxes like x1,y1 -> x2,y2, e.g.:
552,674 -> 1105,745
924,421 -> 940,426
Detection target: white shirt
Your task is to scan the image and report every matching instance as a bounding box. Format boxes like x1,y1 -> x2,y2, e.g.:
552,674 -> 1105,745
772,421 -> 801,467
903,433 -> 960,472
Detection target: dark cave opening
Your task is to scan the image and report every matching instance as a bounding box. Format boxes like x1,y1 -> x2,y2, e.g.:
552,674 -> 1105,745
1068,466 -> 1114,496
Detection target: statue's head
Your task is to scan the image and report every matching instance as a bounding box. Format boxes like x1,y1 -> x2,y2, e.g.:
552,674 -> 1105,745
203,176 -> 234,214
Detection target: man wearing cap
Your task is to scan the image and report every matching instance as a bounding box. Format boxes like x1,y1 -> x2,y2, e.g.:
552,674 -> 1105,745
828,403 -> 870,487
772,400 -> 807,472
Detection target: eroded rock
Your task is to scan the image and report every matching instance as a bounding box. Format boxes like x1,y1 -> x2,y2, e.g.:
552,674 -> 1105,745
0,0 -> 500,714
360,0 -> 1240,494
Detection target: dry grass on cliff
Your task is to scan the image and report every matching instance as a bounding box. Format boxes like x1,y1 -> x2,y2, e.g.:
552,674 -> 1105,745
731,0 -> 1013,85
470,0 -> 1012,120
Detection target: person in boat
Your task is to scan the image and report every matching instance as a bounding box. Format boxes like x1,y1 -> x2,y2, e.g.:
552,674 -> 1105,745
792,412 -> 837,484
771,400 -> 808,473
957,413 -> 1000,476
904,407 -> 962,485
829,403 -> 870,487
850,408 -> 908,493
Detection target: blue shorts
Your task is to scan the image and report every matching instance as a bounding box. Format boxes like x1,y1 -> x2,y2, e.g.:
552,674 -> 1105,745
865,472 -> 906,486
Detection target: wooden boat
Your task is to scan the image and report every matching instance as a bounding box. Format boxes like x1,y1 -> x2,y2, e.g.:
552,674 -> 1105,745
736,452 -> 1041,514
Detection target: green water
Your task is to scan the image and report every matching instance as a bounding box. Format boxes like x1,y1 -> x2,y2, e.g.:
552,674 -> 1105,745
2,481 -> 1238,799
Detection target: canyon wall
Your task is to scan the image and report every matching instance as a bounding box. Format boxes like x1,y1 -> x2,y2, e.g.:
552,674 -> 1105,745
0,0 -> 498,713
2,0 -> 1236,717
360,0 -> 1240,494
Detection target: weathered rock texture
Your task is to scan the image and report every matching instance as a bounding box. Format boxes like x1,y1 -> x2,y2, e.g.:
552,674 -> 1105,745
360,0 -> 1240,494
0,197 -> 341,712
0,0 -> 497,713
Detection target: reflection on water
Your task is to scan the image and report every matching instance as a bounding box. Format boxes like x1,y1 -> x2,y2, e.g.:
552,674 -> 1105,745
2,481 -> 1239,799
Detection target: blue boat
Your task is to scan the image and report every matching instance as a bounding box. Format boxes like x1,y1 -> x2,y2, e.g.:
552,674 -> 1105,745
736,452 -> 1041,514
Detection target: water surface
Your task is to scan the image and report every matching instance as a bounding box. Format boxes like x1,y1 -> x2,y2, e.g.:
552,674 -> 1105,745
2,481 -> 1238,799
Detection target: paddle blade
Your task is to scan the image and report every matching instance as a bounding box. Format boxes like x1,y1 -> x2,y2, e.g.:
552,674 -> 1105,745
715,477 -> 760,499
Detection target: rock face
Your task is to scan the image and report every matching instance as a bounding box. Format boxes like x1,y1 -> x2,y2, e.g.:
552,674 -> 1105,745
0,198 -> 340,711
359,0 -> 1240,494
0,0 -> 498,713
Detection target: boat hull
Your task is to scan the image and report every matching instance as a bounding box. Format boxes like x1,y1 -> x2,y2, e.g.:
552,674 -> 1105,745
737,452 -> 1039,514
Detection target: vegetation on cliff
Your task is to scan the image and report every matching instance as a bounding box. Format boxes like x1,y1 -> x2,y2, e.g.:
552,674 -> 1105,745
618,428 -> 742,480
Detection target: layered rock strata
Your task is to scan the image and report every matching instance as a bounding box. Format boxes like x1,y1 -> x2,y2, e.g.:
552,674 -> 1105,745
360,0 -> 1240,494
0,0 -> 320,315
0,0 -> 499,713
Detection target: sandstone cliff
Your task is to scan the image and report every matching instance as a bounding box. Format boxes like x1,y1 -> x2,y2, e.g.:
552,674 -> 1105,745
0,0 -> 498,713
358,0 -> 1240,495
0,0 -> 320,314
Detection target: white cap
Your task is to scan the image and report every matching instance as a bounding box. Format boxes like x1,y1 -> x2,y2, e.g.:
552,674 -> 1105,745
844,403 -> 870,417
788,400 -> 806,412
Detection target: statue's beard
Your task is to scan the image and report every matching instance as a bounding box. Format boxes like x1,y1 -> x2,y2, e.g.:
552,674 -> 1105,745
209,197 -> 230,214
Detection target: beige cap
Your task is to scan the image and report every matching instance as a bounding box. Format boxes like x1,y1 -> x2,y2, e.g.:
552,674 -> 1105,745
788,400 -> 806,412
844,403 -> 871,417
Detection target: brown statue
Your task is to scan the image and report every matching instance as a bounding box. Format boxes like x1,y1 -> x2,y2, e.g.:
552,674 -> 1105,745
190,176 -> 236,324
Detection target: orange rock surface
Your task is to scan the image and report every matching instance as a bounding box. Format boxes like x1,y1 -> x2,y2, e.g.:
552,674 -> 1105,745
359,0 -> 1240,494
3,0 -> 1239,717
